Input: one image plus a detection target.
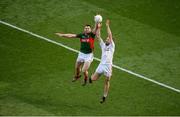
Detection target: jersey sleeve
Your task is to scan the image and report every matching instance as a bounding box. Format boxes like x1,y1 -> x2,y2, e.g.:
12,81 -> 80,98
111,39 -> 115,48
90,32 -> 96,38
99,37 -> 104,48
76,33 -> 82,38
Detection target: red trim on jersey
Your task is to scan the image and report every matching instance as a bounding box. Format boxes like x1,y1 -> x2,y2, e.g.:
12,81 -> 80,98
89,37 -> 95,50
80,38 -> 90,42
80,38 -> 95,50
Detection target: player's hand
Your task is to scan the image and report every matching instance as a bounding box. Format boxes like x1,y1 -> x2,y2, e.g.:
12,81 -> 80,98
97,23 -> 102,28
106,19 -> 110,26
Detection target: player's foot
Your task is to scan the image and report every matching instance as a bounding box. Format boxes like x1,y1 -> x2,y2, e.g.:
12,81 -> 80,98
82,79 -> 87,86
89,77 -> 92,83
100,96 -> 106,104
72,75 -> 81,82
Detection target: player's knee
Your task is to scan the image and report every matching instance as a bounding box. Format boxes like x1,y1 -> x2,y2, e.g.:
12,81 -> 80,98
76,62 -> 82,68
91,75 -> 96,81
105,80 -> 110,86
82,69 -> 85,72
76,66 -> 81,71
75,65 -> 80,69
82,67 -> 88,73
105,78 -> 110,84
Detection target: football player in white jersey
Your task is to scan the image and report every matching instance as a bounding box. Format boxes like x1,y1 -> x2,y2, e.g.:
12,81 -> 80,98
89,19 -> 115,103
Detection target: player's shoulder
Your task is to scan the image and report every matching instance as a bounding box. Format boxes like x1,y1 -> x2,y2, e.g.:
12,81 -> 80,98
99,38 -> 105,46
89,32 -> 96,37
76,33 -> 83,38
78,33 -> 83,35
111,39 -> 115,44
110,40 -> 115,47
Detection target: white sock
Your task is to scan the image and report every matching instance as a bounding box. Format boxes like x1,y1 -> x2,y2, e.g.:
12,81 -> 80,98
103,93 -> 108,97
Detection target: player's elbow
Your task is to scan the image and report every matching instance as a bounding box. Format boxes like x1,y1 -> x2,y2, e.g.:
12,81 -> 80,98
96,34 -> 101,38
97,36 -> 101,40
68,34 -> 76,38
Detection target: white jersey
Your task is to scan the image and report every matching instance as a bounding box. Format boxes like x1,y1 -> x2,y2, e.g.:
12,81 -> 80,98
99,38 -> 115,65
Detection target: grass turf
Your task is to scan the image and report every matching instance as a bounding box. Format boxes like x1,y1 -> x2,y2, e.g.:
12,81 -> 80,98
0,0 -> 180,115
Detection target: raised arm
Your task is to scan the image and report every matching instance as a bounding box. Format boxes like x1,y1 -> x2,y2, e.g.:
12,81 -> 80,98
92,22 -> 98,34
55,33 -> 77,38
96,23 -> 102,42
106,19 -> 113,42
92,14 -> 102,34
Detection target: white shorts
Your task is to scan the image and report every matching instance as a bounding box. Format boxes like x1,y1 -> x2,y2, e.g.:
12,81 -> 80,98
76,52 -> 94,63
95,64 -> 112,77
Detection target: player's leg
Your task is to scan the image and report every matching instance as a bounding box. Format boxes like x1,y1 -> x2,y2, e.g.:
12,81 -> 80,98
100,65 -> 112,103
72,61 -> 83,82
81,61 -> 92,86
89,64 -> 103,83
89,72 -> 101,83
100,77 -> 111,103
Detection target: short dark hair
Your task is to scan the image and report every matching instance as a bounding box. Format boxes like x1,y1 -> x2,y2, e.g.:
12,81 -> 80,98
84,24 -> 91,28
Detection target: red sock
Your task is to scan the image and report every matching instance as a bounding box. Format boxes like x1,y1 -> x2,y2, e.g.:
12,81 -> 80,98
84,76 -> 88,81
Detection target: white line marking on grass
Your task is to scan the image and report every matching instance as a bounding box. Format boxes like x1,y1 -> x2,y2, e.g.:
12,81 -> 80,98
1,20 -> 180,93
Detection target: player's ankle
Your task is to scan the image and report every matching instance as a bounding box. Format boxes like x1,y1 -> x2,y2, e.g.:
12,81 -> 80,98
103,94 -> 108,98
89,77 -> 92,83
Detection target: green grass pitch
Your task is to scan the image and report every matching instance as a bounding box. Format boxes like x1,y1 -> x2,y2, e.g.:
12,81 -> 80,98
0,0 -> 180,115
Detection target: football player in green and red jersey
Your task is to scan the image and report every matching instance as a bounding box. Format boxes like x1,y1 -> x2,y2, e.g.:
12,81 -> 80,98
55,22 -> 98,86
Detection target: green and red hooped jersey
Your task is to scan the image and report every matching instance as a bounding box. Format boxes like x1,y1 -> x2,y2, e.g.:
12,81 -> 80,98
76,32 -> 96,54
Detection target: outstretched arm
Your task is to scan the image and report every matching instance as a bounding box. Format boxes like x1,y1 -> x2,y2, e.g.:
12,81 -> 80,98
55,33 -> 77,38
106,19 -> 113,42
